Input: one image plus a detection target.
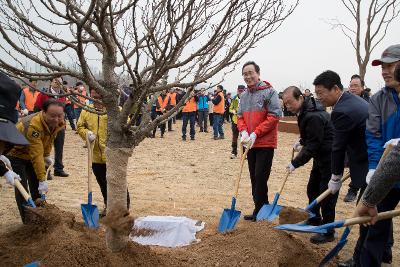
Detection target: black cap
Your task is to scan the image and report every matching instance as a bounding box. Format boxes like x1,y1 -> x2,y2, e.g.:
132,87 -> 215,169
0,72 -> 29,145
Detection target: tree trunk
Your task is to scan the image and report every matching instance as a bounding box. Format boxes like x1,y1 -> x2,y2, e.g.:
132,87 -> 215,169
105,145 -> 131,252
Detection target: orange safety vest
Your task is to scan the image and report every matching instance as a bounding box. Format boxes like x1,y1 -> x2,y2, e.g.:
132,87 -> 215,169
182,97 -> 197,112
170,92 -> 177,106
156,94 -> 170,112
23,87 -> 40,112
213,92 -> 225,114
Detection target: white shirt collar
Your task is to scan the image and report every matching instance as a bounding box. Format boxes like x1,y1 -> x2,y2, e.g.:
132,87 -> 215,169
333,91 -> 344,109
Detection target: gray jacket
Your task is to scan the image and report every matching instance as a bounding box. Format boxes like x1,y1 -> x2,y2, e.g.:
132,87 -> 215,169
362,143 -> 400,206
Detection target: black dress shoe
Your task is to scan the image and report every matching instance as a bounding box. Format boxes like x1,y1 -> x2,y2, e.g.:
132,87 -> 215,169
344,188 -> 358,202
54,170 -> 69,177
310,233 -> 335,244
337,258 -> 355,267
243,214 -> 256,222
47,173 -> 53,181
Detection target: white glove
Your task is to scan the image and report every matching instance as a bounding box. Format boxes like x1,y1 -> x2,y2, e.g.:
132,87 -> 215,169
328,174 -> 342,194
4,170 -> 21,186
22,109 -> 29,116
44,156 -> 53,167
286,162 -> 296,173
248,132 -> 257,149
366,169 -> 375,185
0,155 -> 11,169
87,131 -> 96,142
293,140 -> 303,152
384,138 -> 400,148
38,181 -> 48,195
240,131 -> 249,144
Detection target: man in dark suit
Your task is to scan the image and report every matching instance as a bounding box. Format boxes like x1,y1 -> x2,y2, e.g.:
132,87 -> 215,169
313,70 -> 369,197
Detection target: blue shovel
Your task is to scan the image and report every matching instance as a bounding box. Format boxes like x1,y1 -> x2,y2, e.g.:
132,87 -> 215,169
256,149 -> 295,221
81,133 -> 99,229
319,145 -> 394,266
218,147 -> 250,233
276,209 -> 400,234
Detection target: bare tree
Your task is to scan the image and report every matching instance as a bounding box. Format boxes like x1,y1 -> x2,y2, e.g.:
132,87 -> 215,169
328,0 -> 399,80
0,0 -> 298,251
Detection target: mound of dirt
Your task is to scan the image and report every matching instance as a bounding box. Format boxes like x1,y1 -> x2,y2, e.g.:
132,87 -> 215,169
0,205 -> 332,266
279,206 -> 310,225
168,221 -> 332,266
0,204 -> 176,267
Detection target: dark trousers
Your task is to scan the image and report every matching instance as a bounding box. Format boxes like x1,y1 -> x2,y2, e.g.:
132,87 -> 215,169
209,112 -> 213,126
64,104 -> 76,130
306,157 -> 338,229
352,187 -> 399,266
247,148 -> 274,215
212,113 -> 224,138
54,128 -> 65,172
152,111 -> 166,137
9,156 -> 40,223
198,110 -> 208,131
231,123 -> 239,155
168,119 -> 173,131
182,112 -> 196,139
92,163 -> 130,209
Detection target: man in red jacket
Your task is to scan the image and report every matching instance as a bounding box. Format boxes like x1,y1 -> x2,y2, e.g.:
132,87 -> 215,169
237,61 -> 282,221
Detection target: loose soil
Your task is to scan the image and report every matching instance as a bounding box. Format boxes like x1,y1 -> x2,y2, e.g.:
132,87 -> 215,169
1,121 -> 399,266
0,204 -> 332,266
279,206 -> 310,225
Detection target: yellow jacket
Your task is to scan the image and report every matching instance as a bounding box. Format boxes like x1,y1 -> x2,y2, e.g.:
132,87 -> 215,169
7,112 -> 65,181
77,108 -> 107,164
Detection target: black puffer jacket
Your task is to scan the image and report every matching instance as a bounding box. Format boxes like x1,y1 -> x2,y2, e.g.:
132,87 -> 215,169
291,97 -> 333,168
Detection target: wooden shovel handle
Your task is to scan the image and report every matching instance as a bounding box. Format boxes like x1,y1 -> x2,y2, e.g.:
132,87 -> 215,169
4,161 -> 35,202
344,209 -> 400,227
233,147 -> 250,198
14,179 -> 31,202
86,132 -> 95,194
278,148 -> 295,195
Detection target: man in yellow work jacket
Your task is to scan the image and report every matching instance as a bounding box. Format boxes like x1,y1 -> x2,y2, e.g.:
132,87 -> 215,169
77,89 -> 130,216
7,98 -> 65,223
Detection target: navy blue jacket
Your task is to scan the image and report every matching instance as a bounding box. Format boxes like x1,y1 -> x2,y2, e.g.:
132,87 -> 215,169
331,92 -> 369,188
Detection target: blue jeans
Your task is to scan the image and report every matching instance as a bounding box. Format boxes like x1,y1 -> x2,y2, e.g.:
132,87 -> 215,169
182,112 -> 196,138
64,104 -> 76,130
212,113 -> 224,137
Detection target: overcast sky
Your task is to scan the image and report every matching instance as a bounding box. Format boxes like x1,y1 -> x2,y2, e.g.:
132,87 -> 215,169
218,0 -> 400,94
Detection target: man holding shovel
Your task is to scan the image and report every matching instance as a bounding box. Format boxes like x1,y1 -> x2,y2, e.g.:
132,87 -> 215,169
339,44 -> 400,267
237,61 -> 281,221
0,72 -> 29,186
282,86 -> 337,244
7,98 -> 65,223
77,89 -> 130,217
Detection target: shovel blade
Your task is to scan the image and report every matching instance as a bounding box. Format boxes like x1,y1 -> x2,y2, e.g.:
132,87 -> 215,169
275,223 -> 328,234
256,193 -> 283,221
319,226 -> 351,266
218,208 -> 241,233
276,220 -> 345,234
81,203 -> 99,229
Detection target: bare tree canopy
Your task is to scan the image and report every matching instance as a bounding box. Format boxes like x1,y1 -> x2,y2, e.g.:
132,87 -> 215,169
328,0 -> 400,80
0,0 -> 298,251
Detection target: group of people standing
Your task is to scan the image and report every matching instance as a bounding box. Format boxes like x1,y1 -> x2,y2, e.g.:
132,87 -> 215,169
236,44 -> 399,267
1,39 -> 400,267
